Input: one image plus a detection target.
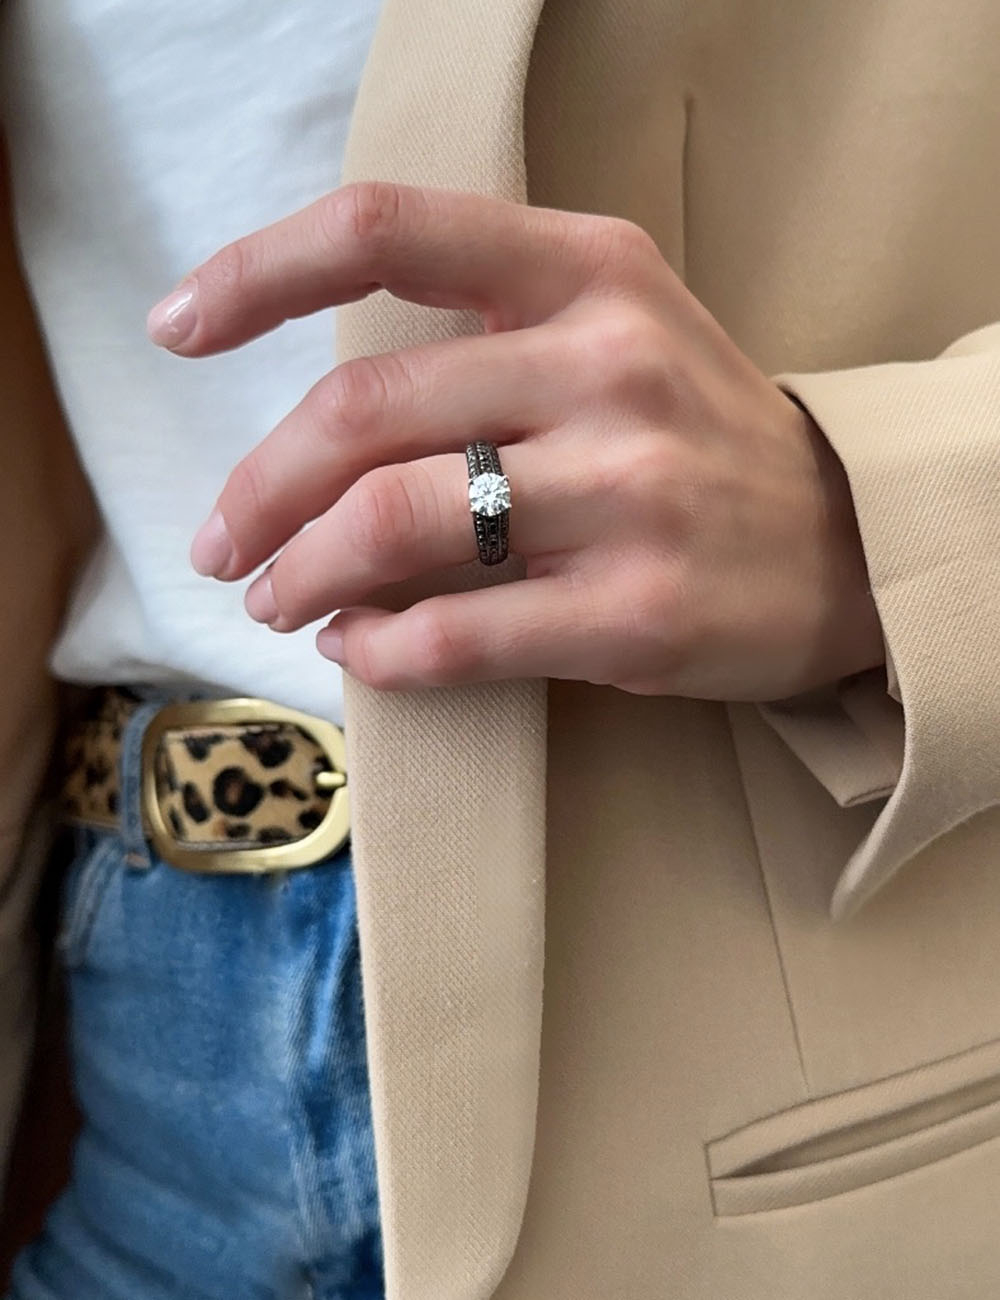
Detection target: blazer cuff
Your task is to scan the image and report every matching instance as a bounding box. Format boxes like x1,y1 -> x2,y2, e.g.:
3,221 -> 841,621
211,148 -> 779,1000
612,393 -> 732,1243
759,664 -> 903,809
759,323 -> 1000,919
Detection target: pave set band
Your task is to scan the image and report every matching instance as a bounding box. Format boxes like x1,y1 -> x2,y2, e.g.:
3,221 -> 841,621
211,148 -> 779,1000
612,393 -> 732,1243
465,440 -> 511,566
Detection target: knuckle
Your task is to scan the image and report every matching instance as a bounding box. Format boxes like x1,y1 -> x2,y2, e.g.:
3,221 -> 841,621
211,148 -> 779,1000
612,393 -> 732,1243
203,236 -> 252,299
569,566 -> 694,694
588,429 -> 701,552
576,431 -> 620,498
321,355 -> 394,440
620,572 -> 691,674
590,428 -> 682,516
224,453 -> 269,535
345,466 -> 418,562
597,304 -> 653,357
587,442 -> 632,498
616,437 -> 702,550
576,306 -> 679,411
580,215 -> 661,280
267,549 -> 316,627
606,216 -> 661,265
625,571 -> 676,635
407,607 -> 468,685
327,180 -> 405,253
626,432 -> 680,490
561,575 -> 619,686
629,328 -> 686,412
345,630 -> 389,690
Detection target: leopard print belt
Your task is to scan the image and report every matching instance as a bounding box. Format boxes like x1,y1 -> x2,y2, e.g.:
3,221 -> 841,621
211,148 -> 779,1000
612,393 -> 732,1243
59,686 -> 350,870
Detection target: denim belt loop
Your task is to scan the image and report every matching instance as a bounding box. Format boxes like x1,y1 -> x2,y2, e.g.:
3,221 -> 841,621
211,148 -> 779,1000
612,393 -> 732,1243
118,698 -> 166,869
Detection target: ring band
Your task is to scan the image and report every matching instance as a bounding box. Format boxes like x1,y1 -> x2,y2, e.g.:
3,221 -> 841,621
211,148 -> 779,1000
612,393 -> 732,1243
466,441 -> 511,566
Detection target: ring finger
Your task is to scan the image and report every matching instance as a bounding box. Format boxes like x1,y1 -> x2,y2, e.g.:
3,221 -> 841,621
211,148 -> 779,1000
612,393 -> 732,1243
244,440 -> 587,632
198,323 -> 580,582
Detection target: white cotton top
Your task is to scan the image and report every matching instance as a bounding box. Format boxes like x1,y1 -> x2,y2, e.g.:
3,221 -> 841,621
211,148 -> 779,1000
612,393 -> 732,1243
0,0 -> 384,723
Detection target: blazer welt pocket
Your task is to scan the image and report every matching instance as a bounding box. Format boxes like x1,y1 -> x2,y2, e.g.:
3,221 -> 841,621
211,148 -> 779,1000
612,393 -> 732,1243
706,1037 -> 1000,1216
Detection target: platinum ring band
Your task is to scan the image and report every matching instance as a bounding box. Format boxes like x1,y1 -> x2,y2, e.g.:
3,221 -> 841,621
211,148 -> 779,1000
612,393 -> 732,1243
466,440 -> 511,566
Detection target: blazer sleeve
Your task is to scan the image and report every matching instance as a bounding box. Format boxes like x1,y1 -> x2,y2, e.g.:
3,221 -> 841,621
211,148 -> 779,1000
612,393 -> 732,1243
758,321 -> 1000,920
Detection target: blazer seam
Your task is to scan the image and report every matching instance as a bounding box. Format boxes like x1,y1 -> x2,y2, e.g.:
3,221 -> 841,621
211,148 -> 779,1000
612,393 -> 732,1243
725,705 -> 811,1098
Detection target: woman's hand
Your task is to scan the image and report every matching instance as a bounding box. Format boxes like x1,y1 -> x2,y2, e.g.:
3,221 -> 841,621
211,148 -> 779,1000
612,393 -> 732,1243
147,183 -> 884,700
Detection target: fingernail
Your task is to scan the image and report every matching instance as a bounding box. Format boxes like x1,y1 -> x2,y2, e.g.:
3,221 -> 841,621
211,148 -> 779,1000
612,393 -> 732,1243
191,509 -> 233,578
147,281 -> 197,347
317,627 -> 345,664
245,574 -> 279,625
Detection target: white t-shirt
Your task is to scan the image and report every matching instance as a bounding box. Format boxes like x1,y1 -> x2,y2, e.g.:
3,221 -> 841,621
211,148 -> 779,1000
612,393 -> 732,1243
1,0 -> 384,723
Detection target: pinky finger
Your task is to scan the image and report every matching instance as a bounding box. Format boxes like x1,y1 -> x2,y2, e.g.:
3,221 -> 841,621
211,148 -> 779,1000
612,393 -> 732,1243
315,578 -> 598,690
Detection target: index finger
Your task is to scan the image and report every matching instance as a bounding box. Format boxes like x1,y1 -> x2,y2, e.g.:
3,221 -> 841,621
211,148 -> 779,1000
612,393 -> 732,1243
146,182 -> 614,356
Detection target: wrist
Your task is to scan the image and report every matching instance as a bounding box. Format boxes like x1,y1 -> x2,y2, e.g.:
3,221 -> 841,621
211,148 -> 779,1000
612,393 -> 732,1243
805,408 -> 886,685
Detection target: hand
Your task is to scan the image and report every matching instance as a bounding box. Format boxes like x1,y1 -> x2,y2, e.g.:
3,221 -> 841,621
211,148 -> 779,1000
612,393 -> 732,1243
147,183 -> 884,700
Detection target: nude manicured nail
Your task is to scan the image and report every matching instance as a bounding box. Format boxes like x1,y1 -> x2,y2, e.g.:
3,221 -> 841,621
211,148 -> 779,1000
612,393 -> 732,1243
190,509 -> 233,578
147,282 -> 197,347
245,574 -> 279,625
317,627 -> 345,663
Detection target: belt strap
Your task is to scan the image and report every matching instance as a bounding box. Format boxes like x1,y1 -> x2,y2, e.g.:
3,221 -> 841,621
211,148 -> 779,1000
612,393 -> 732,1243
60,687 -> 350,873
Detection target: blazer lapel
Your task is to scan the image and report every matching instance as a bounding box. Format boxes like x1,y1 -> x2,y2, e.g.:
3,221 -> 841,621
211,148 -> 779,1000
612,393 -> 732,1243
337,3 -> 548,1297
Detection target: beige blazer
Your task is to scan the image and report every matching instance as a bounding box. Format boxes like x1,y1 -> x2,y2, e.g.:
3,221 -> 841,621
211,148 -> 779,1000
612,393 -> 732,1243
337,1 -> 1000,1297
4,1 -> 1000,1296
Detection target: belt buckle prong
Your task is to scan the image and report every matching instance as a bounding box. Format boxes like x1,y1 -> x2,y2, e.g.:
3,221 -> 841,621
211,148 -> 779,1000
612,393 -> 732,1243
140,698 -> 350,875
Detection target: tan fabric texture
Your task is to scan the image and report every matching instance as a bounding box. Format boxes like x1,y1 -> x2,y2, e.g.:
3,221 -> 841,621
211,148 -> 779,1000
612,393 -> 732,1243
1,0 -> 999,1293
338,5 -> 548,1297
773,330 -> 1000,916
338,0 -> 1000,1297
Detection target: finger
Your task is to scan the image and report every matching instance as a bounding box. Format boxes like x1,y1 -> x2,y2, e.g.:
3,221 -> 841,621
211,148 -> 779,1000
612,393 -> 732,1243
200,325 -> 575,581
245,443 -> 592,632
314,577 -> 602,689
147,182 -> 629,356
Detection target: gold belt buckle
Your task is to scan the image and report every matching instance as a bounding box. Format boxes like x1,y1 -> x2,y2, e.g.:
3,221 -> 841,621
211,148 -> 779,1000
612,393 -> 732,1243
140,698 -> 350,875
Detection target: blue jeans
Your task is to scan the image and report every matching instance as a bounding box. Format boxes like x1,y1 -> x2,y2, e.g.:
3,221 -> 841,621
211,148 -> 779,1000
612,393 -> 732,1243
9,695 -> 383,1300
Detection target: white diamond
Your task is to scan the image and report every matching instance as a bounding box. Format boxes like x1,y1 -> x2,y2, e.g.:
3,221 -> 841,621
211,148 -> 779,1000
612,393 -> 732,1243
469,471 -> 511,517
